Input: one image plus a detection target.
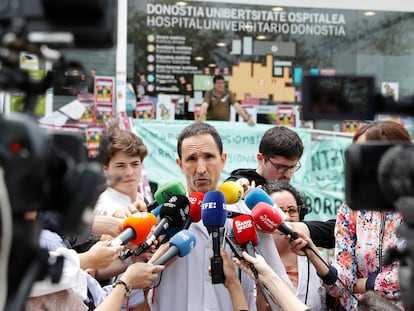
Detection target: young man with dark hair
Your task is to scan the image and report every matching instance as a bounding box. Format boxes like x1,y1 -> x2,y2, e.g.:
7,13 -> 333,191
226,125 -> 336,249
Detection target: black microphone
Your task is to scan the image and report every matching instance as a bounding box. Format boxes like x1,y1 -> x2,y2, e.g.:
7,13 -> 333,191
201,190 -> 227,284
135,194 -> 190,256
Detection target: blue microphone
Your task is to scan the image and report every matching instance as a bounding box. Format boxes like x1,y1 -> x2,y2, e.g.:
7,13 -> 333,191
244,188 -> 274,210
153,229 -> 196,265
202,190 -> 226,284
244,188 -> 286,221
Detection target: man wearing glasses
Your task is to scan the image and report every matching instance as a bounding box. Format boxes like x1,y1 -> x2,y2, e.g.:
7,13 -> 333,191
226,125 -> 335,249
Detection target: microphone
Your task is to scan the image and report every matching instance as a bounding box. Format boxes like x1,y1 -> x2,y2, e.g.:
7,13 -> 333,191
244,187 -> 286,221
135,194 -> 190,256
232,214 -> 259,279
147,180 -> 186,213
251,202 -> 301,241
202,190 -> 227,284
218,181 -> 244,204
183,192 -> 204,229
153,229 -> 197,265
109,212 -> 157,247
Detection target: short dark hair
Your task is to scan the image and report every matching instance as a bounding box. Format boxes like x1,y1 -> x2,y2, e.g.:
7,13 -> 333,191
353,120 -> 411,143
213,74 -> 225,83
177,122 -> 223,159
101,128 -> 147,165
262,180 -> 308,220
259,126 -> 304,160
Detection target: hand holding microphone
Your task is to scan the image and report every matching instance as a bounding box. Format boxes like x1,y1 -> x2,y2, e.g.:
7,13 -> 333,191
202,190 -> 227,284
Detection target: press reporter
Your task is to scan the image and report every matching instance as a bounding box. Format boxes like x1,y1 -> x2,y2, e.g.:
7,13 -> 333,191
234,251 -> 311,311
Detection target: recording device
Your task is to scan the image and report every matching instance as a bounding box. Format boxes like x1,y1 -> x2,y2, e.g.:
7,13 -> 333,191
147,180 -> 187,213
135,194 -> 190,256
183,192 -> 204,229
0,2 -> 117,309
202,190 -> 227,284
218,181 -> 244,204
301,74 -> 414,120
244,187 -> 286,221
109,212 -> 157,247
0,0 -> 116,49
232,215 -> 259,279
251,202 -> 304,244
0,113 -> 105,310
153,229 -> 196,266
345,141 -> 414,309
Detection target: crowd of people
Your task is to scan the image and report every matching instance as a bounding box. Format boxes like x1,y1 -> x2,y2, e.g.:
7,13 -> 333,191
21,119 -> 411,311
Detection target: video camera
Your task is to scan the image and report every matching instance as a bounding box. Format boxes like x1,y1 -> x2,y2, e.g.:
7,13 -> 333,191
0,0 -> 115,310
302,74 -> 414,310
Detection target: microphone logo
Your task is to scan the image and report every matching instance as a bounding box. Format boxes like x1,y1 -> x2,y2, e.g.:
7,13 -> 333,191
234,218 -> 254,234
177,230 -> 196,249
258,214 -> 278,230
202,201 -> 218,209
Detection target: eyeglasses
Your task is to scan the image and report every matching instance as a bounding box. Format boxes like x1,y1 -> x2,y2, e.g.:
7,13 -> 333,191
266,158 -> 301,174
280,206 -> 300,217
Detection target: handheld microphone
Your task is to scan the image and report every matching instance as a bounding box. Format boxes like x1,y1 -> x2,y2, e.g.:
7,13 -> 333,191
183,192 -> 204,229
232,214 -> 259,279
251,202 -> 301,241
109,212 -> 157,247
202,190 -> 227,284
147,180 -> 186,213
153,229 -> 196,265
244,187 -> 286,221
135,194 -> 190,256
218,181 -> 244,204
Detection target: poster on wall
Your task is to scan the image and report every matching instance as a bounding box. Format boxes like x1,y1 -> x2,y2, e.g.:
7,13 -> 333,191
156,94 -> 175,120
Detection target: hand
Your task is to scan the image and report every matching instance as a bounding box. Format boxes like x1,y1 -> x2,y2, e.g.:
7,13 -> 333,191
122,262 -> 164,289
220,249 -> 239,289
288,230 -> 315,256
92,215 -> 123,237
80,240 -> 123,270
233,251 -> 271,282
247,118 -> 255,126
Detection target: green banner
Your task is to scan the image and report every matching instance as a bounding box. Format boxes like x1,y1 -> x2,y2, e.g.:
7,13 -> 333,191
133,120 -> 352,220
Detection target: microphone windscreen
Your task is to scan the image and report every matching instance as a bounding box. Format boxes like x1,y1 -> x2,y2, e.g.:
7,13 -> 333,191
160,194 -> 190,227
201,190 -> 227,227
154,180 -> 186,204
122,212 -> 157,244
170,229 -> 197,257
232,214 -> 258,247
218,181 -> 244,204
244,188 -> 274,210
188,192 -> 204,222
251,202 -> 283,233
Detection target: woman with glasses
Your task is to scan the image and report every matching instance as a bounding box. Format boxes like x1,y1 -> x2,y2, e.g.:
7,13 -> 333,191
263,180 -> 327,311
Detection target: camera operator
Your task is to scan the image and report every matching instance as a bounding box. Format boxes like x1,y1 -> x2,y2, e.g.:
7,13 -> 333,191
289,120 -> 411,310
